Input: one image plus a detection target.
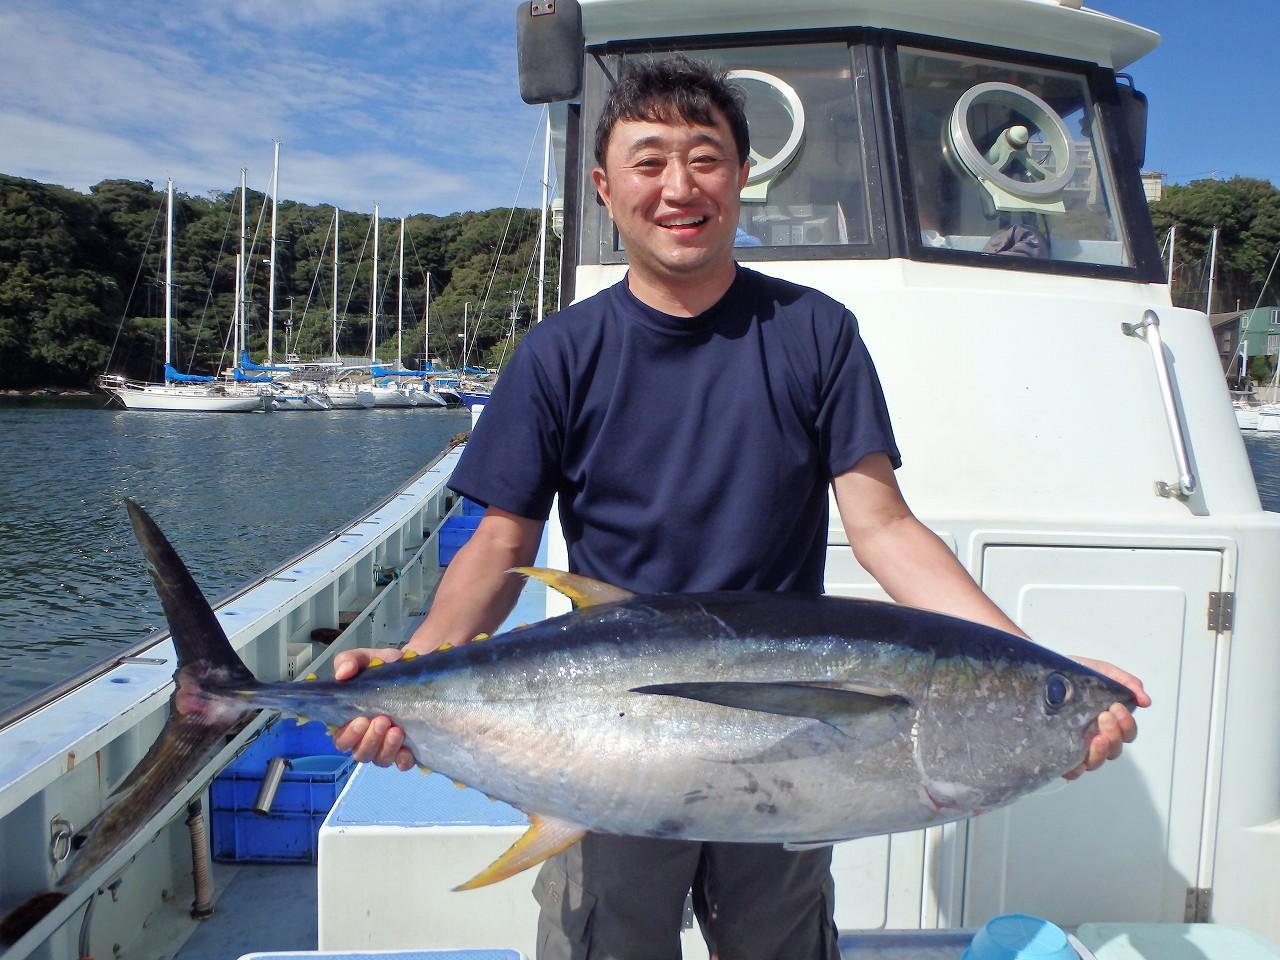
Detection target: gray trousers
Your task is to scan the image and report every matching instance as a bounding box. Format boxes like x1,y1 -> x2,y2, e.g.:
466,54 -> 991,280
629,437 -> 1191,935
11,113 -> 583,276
533,833 -> 840,960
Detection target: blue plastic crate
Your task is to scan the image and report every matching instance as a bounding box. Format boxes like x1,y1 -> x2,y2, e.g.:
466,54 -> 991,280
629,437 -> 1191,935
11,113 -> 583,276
211,807 -> 327,864
438,513 -> 481,565
222,719 -> 343,774
460,497 -> 486,516
211,753 -> 354,814
211,720 -> 354,863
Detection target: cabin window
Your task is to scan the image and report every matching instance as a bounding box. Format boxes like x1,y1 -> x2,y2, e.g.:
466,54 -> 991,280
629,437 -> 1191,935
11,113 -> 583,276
603,43 -> 876,255
895,47 -> 1130,268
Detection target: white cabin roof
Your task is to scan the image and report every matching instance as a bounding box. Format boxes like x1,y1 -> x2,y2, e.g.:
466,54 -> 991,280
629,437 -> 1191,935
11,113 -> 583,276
579,0 -> 1159,70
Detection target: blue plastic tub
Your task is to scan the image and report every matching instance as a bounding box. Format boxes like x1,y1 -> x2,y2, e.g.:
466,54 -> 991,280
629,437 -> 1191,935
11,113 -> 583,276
211,720 -> 354,863
438,513 -> 482,565
211,754 -> 353,814
211,807 -> 329,864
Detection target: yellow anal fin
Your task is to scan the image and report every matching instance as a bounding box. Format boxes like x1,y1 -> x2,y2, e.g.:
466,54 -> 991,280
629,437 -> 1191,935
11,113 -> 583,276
453,813 -> 587,891
510,567 -> 634,608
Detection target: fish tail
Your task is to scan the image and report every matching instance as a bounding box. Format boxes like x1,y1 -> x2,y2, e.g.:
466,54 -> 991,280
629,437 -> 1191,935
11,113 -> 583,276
42,503 -> 267,896
126,498 -> 259,695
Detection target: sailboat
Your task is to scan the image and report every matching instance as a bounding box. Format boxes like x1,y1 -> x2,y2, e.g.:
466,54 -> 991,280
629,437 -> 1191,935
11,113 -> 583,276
320,207 -> 376,409
373,218 -> 446,407
252,144 -> 333,411
99,179 -> 266,413
364,206 -> 415,408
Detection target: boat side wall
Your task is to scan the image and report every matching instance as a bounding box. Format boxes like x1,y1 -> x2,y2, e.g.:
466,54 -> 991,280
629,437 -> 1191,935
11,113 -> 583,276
0,450 -> 463,960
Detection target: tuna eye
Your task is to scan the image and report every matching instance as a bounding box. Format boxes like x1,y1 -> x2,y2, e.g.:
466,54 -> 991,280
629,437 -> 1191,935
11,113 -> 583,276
1044,672 -> 1073,712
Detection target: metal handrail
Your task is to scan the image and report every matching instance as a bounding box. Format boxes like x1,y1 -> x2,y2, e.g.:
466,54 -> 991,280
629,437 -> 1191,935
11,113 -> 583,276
1122,309 -> 1197,499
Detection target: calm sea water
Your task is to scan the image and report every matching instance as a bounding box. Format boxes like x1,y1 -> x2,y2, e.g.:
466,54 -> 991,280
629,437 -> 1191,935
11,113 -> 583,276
2,400 -> 1279,715
0,399 -> 471,712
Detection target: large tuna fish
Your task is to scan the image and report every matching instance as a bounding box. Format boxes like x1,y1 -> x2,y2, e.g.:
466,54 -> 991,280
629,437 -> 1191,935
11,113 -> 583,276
2,497 -> 1134,946
127,498 -> 1133,889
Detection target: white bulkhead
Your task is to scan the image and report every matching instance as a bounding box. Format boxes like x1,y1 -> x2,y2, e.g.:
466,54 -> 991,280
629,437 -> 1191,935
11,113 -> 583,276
543,0 -> 1280,942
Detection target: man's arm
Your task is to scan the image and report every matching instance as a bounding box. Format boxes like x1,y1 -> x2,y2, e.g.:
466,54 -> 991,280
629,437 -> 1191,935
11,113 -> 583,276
331,506 -> 543,770
833,452 -> 1149,778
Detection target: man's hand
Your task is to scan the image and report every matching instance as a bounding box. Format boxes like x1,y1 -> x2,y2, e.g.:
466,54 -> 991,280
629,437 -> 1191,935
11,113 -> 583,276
1063,656 -> 1151,781
331,646 -> 417,772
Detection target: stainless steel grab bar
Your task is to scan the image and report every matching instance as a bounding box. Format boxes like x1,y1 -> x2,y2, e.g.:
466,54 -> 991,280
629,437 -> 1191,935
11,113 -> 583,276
1122,309 -> 1197,498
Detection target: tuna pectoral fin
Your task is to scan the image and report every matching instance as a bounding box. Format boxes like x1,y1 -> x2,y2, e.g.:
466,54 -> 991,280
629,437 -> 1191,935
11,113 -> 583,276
511,567 -> 634,608
632,681 -> 912,740
454,813 -> 586,891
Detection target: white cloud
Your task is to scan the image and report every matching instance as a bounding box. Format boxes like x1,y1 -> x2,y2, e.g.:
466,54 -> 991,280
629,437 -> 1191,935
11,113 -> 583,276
0,0 -> 545,217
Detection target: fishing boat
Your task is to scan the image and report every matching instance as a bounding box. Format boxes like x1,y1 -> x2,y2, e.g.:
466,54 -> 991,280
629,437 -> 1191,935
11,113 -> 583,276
99,180 -> 267,414
8,1 -> 1280,959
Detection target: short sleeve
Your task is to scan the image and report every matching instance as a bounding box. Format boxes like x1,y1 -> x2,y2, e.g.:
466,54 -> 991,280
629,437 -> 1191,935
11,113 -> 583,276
817,312 -> 901,476
447,333 -> 564,520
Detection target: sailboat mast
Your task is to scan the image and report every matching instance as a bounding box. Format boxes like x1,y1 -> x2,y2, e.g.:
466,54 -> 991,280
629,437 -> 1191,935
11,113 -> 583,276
332,207 -> 340,363
164,178 -> 174,372
1167,224 -> 1176,286
238,168 -> 247,364
233,252 -> 242,372
371,204 -> 379,364
537,105 -> 550,325
268,141 -> 280,364
1206,225 -> 1219,315
398,217 -> 405,365
424,271 -> 431,370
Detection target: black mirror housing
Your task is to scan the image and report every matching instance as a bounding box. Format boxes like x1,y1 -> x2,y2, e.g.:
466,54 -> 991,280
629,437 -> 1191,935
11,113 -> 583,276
1115,74 -> 1149,169
517,1 -> 584,104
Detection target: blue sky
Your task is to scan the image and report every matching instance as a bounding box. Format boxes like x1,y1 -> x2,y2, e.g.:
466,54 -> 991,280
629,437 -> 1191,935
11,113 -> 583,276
0,0 -> 1274,219
1121,0 -> 1279,185
0,0 -> 545,217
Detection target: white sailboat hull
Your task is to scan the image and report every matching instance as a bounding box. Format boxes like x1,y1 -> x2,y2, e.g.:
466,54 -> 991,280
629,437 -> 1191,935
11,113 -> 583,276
103,381 -> 266,413
1255,405 -> 1280,432
405,386 -> 447,407
369,386 -> 415,407
324,386 -> 376,409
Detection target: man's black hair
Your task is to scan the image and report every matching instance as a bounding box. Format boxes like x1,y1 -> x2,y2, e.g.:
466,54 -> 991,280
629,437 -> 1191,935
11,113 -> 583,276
593,55 -> 750,167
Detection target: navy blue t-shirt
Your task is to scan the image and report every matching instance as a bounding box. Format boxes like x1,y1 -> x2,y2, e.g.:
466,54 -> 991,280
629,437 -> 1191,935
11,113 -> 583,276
448,266 -> 899,595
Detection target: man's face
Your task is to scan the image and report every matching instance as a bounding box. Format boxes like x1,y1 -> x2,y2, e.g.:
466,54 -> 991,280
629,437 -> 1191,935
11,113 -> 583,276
592,107 -> 750,291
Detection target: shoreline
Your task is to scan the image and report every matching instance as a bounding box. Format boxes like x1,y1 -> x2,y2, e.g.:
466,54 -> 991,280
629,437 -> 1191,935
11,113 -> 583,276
1,388 -> 96,397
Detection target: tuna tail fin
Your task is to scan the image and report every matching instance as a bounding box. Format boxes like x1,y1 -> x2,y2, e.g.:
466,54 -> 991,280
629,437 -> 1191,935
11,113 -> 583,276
126,498 -> 256,687
47,503 -> 264,893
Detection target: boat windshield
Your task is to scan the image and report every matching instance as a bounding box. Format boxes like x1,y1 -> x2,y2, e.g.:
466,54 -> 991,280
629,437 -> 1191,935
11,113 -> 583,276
584,35 -> 1146,274
896,46 -> 1131,268
598,42 -> 877,254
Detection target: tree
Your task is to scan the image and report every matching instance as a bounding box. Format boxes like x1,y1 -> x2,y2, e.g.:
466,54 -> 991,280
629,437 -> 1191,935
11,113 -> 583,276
1149,177 -> 1280,313
0,173 -> 552,388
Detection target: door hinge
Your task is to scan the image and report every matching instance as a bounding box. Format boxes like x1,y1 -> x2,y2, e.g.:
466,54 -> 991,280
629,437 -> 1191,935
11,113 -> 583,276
1207,592 -> 1234,632
1185,886 -> 1212,922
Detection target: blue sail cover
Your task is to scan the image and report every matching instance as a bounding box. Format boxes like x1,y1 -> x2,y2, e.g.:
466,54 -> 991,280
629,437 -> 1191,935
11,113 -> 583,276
241,351 -> 294,373
164,364 -> 215,383
371,364 -> 426,378
463,365 -> 489,375
233,369 -> 273,383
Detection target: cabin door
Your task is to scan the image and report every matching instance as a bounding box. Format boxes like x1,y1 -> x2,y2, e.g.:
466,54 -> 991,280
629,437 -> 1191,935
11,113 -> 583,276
965,544 -> 1224,926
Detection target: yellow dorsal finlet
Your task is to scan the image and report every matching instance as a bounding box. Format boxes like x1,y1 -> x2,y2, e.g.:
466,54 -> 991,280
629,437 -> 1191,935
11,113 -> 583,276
400,649 -> 419,660
437,642 -> 454,653
510,567 -> 635,608
454,813 -> 588,891
367,657 -> 385,668
304,673 -> 318,682
470,632 -> 490,643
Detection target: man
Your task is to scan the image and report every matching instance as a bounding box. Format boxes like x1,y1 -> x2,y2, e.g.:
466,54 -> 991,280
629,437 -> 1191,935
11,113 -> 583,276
333,55 -> 1147,960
